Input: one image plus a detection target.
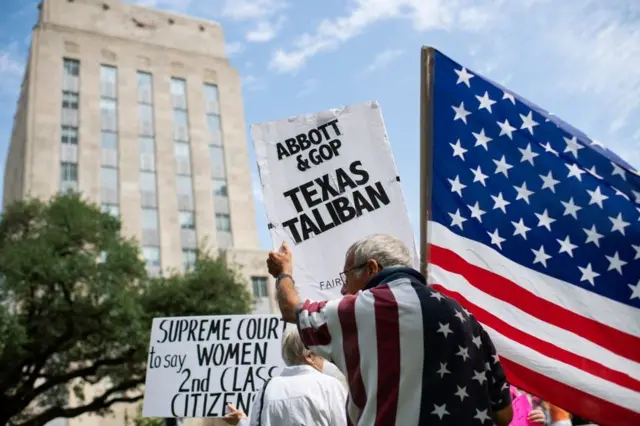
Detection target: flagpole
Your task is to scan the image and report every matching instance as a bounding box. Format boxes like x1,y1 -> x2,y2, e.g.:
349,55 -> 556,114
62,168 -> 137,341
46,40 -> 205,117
419,47 -> 435,278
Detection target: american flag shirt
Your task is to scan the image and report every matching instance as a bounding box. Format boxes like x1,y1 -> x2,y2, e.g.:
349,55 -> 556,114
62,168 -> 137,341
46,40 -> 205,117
297,266 -> 512,425
427,48 -> 640,426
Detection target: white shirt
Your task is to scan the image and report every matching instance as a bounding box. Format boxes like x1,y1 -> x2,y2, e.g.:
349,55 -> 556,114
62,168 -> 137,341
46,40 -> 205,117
241,364 -> 347,426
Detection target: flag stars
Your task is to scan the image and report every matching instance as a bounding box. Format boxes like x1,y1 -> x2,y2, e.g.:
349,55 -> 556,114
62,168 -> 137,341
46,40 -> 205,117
476,91 -> 496,113
454,309 -> 467,322
561,198 -> 582,219
448,175 -> 467,197
430,291 -> 445,301
539,171 -> 560,193
518,143 -> 539,165
609,213 -> 630,236
532,245 -> 552,268
471,166 -> 489,186
455,67 -> 474,87
611,162 -> 627,180
497,119 -> 517,140
513,182 -> 534,204
450,139 -> 468,160
563,136 -> 583,158
437,322 -> 454,338
487,229 -> 506,250
583,225 -> 604,247
606,252 -> 627,274
436,362 -> 450,378
629,281 -> 640,300
472,334 -> 483,348
493,155 -> 514,177
472,370 -> 487,384
542,141 -> 559,156
432,403 -> 450,420
467,201 -> 486,222
566,163 -> 586,181
519,111 -> 539,135
587,186 -> 609,208
535,209 -> 556,231
578,263 -> 600,286
492,354 -> 500,364
453,102 -> 471,124
473,128 -> 493,150
502,90 -> 516,104
449,209 -> 467,230
512,218 -> 531,239
491,192 -> 510,213
586,166 -> 603,180
556,235 -> 578,257
474,409 -> 492,424
633,244 -> 640,260
455,386 -> 470,401
457,345 -> 471,361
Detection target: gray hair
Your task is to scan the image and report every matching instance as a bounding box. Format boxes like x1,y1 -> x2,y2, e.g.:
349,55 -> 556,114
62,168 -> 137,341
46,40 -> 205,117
281,326 -> 312,366
346,234 -> 413,276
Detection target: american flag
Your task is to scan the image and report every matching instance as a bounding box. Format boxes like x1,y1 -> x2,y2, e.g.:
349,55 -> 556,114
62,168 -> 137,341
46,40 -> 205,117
427,49 -> 640,425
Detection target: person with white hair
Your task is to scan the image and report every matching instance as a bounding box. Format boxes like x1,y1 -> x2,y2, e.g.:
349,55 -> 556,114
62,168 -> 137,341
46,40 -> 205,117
222,326 -> 347,426
267,234 -> 515,426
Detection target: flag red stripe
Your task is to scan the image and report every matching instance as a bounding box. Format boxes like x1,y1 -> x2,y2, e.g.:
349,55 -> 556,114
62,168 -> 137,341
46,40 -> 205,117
338,295 -> 366,422
432,284 -> 640,393
373,285 -> 401,426
501,358 -> 640,426
429,244 -> 640,363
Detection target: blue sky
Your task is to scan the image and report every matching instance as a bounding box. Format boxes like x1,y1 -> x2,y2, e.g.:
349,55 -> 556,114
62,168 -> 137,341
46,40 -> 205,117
1,0 -> 639,249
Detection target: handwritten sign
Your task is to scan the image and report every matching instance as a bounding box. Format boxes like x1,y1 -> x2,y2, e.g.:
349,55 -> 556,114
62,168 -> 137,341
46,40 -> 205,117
142,315 -> 286,418
251,101 -> 418,301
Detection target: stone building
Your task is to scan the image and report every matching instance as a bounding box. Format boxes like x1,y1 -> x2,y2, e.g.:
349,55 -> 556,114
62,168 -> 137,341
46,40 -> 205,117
3,0 -> 276,424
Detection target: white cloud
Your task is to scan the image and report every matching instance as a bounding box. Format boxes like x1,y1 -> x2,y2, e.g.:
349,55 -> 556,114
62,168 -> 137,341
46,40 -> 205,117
221,0 -> 286,21
269,0 -> 501,73
296,79 -> 317,98
0,43 -> 25,97
245,18 -> 284,42
366,48 -> 403,72
133,0 -> 192,12
225,41 -> 245,56
242,74 -> 266,91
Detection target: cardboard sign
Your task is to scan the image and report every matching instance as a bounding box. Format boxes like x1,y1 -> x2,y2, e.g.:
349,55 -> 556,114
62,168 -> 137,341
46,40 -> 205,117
251,101 -> 418,301
142,315 -> 286,418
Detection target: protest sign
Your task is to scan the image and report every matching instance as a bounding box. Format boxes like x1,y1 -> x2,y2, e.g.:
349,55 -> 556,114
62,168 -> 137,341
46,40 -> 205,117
142,315 -> 286,418
251,101 -> 418,301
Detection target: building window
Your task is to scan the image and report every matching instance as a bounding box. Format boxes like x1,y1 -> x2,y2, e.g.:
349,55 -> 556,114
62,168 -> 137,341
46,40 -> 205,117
182,248 -> 197,271
140,137 -> 156,172
251,277 -> 268,298
137,72 -> 153,104
62,92 -> 79,109
100,99 -> 117,132
138,104 -> 154,136
100,65 -> 119,211
61,126 -> 78,145
215,213 -> 231,232
209,146 -> 226,179
141,208 -> 159,229
101,204 -> 120,217
63,59 -> 79,77
100,65 -> 117,99
179,211 -> 195,229
143,246 -> 161,277
61,162 -> 78,181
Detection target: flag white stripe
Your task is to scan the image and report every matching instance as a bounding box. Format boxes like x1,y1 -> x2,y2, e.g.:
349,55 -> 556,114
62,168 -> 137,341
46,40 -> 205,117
388,280 -> 424,426
354,290 -> 378,426
429,221 -> 640,337
484,325 -> 640,413
430,264 -> 640,380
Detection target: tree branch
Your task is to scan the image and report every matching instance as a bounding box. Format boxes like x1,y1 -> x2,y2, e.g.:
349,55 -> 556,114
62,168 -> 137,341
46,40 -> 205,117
12,379 -> 144,426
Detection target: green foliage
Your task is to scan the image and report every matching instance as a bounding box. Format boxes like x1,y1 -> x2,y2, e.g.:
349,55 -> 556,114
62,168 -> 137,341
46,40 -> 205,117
0,194 -> 253,426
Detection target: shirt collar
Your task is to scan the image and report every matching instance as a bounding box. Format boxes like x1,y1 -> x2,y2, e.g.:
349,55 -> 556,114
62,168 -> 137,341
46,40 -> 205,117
363,266 -> 426,291
279,364 -> 321,377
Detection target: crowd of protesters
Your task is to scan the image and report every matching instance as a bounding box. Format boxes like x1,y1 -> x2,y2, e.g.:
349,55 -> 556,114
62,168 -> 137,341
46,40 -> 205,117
222,234 -> 598,426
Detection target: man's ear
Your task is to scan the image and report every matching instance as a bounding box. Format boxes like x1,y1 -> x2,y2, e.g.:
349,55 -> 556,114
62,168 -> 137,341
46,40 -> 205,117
366,259 -> 380,274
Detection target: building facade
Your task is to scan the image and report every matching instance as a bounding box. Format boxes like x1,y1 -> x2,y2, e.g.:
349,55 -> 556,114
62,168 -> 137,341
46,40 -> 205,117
3,0 -> 276,424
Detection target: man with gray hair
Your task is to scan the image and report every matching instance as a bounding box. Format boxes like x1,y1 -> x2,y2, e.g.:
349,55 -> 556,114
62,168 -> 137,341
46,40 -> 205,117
267,234 -> 514,426
223,326 -> 347,426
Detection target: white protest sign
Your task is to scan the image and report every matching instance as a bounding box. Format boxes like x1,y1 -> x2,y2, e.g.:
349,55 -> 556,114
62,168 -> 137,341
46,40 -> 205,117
142,315 -> 286,418
251,101 -> 418,301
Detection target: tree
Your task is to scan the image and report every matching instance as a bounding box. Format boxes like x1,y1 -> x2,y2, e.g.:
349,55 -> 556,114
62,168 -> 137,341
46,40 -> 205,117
0,194 -> 254,426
